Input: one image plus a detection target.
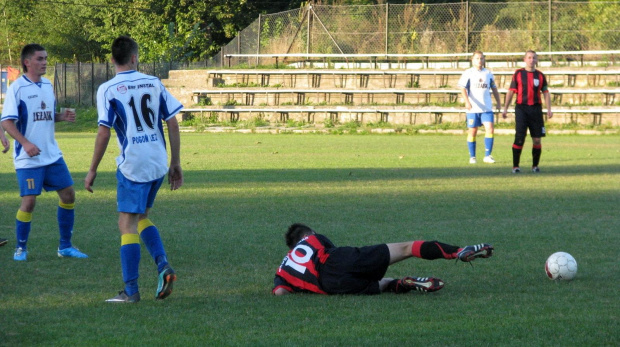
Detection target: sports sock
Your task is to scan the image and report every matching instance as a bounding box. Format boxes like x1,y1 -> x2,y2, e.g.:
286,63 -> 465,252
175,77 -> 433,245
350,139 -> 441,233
512,144 -> 523,168
411,241 -> 460,260
138,219 -> 168,272
120,233 -> 140,296
532,144 -> 542,167
58,201 -> 75,250
484,133 -> 494,156
467,135 -> 476,158
16,210 -> 32,250
385,279 -> 411,294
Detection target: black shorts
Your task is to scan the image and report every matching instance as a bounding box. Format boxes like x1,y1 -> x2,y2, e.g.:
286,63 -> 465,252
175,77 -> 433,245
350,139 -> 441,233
319,244 -> 390,295
515,104 -> 546,138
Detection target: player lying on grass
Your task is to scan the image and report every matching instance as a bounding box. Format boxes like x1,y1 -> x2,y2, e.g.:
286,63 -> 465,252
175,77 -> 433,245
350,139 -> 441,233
273,223 -> 493,295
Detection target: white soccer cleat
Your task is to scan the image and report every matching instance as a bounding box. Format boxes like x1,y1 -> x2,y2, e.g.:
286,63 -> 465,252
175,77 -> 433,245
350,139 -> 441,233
483,155 -> 495,164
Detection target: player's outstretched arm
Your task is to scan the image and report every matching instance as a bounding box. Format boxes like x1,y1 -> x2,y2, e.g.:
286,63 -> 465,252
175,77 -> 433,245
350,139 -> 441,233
166,117 -> 183,190
85,125 -> 111,193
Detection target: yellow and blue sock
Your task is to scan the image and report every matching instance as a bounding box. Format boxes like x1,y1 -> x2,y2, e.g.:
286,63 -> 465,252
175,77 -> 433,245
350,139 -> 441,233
138,219 -> 168,272
120,233 -> 140,296
484,133 -> 494,157
467,135 -> 476,158
58,201 -> 74,250
16,210 -> 32,250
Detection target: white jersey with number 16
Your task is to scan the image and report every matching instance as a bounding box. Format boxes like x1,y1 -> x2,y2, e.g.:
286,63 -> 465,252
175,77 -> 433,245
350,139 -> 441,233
96,70 -> 183,182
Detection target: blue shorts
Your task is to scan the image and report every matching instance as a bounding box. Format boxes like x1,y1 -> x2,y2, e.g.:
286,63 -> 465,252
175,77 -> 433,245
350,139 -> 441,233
16,157 -> 74,197
466,112 -> 495,128
116,170 -> 165,214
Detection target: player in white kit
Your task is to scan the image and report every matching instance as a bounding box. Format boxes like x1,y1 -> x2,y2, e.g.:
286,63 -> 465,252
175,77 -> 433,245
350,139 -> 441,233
85,36 -> 183,303
458,51 -> 501,164
1,43 -> 88,261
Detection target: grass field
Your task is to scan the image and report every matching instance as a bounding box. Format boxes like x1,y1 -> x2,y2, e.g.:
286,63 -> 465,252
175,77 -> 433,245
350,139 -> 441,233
1,133 -> 618,346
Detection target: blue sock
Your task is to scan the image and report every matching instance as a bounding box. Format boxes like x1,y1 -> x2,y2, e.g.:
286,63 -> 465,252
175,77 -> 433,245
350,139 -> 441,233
16,210 -> 32,250
120,234 -> 141,296
138,219 -> 168,272
58,202 -> 75,250
484,135 -> 494,157
467,135 -> 476,158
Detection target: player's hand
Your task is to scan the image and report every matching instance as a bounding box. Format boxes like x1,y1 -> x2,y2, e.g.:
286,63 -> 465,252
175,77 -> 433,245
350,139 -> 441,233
168,165 -> 183,191
60,109 -> 76,122
84,171 -> 97,193
501,110 -> 507,119
23,142 -> 40,157
1,137 -> 9,153
547,111 -> 553,119
465,102 -> 472,111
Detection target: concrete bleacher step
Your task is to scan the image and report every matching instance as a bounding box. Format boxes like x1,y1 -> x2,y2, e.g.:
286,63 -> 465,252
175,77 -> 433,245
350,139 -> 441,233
178,106 -> 620,126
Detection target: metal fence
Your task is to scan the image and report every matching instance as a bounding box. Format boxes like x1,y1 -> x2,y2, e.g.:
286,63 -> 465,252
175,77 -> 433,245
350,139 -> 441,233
52,61 -> 201,107
222,1 -> 620,66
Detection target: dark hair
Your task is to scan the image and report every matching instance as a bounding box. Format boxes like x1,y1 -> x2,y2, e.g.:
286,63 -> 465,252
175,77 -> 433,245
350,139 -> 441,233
285,223 -> 315,249
21,44 -> 45,72
111,36 -> 139,66
525,49 -> 537,56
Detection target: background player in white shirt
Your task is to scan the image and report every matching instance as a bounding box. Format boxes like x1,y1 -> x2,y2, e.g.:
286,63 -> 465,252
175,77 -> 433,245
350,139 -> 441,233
1,44 -> 88,261
85,36 -> 183,303
458,51 -> 501,164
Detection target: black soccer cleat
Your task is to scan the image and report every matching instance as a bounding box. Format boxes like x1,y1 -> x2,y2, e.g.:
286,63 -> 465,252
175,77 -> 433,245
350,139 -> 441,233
156,265 -> 177,300
106,290 -> 141,303
457,244 -> 494,262
398,277 -> 444,293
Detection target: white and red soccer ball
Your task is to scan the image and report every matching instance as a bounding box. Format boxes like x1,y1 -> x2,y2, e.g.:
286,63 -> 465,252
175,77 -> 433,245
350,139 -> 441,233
545,252 -> 578,281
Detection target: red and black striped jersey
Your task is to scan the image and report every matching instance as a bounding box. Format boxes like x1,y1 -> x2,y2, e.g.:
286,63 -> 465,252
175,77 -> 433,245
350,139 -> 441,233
509,68 -> 549,105
273,234 -> 335,295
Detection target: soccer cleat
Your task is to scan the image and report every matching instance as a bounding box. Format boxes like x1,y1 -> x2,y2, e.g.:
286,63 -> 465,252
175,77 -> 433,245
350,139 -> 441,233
532,166 -> 540,173
399,277 -> 444,293
106,290 -> 141,303
57,247 -> 89,258
457,244 -> 494,262
0,238 -> 7,247
512,167 -> 521,173
14,247 -> 28,261
483,155 -> 496,164
156,265 -> 177,300
469,157 -> 477,164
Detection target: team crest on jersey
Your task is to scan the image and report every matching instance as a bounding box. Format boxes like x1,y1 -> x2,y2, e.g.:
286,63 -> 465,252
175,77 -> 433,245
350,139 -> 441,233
534,79 -> 540,87
41,101 -> 47,110
117,84 -> 128,94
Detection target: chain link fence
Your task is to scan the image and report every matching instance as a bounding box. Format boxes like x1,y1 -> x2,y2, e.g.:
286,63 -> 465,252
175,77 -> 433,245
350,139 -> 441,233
52,61 -> 202,107
223,1 -> 620,67
8,1 -> 617,106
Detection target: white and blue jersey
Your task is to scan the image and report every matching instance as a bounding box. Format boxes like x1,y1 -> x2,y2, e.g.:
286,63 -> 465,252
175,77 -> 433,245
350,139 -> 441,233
458,67 -> 497,113
1,75 -> 62,169
96,70 -> 182,183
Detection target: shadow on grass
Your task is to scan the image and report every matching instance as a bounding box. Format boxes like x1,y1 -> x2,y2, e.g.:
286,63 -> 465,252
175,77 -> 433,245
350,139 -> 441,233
1,163 -> 619,194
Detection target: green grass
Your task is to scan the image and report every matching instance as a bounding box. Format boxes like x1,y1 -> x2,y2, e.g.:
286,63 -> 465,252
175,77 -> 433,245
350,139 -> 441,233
1,133 -> 619,346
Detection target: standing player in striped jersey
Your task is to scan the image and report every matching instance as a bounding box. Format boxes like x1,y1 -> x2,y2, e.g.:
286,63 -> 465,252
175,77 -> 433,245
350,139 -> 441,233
458,51 -> 501,164
1,44 -> 88,261
273,223 -> 494,296
502,50 -> 553,173
85,36 -> 183,303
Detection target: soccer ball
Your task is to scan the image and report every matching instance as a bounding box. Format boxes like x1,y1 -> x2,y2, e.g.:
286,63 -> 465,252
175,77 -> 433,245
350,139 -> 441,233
545,252 -> 578,280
